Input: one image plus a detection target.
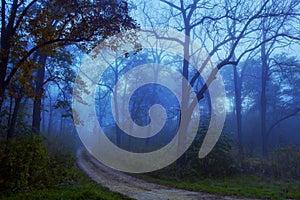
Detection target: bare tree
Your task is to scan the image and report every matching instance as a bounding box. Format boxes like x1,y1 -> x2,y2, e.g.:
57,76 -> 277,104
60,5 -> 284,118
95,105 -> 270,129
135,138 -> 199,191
139,0 -> 300,160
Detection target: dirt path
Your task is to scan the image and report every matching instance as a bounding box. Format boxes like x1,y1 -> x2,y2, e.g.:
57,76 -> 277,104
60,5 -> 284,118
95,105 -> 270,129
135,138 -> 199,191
76,148 -> 257,200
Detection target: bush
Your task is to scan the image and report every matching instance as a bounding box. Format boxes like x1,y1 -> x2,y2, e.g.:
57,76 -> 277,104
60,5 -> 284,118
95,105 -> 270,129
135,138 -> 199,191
269,145 -> 300,178
147,130 -> 238,180
47,151 -> 79,187
184,133 -> 238,178
0,135 -> 79,193
0,136 -> 49,192
242,145 -> 300,178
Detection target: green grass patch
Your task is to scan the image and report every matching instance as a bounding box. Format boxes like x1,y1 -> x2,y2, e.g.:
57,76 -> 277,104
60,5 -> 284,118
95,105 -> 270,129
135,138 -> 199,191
135,174 -> 300,200
0,168 -> 132,200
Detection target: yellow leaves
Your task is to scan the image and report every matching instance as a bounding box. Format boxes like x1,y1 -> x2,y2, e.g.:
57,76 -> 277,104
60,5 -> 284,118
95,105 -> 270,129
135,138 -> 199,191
7,89 -> 19,99
2,0 -> 138,104
19,76 -> 29,87
27,10 -> 59,45
39,45 -> 59,57
7,57 -> 42,99
9,36 -> 29,64
21,59 -> 38,74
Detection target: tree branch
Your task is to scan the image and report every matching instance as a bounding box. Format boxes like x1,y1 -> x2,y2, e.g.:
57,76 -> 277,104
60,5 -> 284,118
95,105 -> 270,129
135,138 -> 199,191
3,35 -> 96,88
13,0 -> 38,34
160,0 -> 181,11
266,108 -> 300,137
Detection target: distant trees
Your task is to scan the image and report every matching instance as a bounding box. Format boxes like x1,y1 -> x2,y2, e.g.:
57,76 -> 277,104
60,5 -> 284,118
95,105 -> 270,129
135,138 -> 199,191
222,53 -> 300,156
136,0 -> 300,157
260,53 -> 300,155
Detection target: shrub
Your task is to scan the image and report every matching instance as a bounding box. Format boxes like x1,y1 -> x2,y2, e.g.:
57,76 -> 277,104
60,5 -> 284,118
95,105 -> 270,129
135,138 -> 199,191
47,151 -> 79,187
0,136 -> 49,192
269,145 -> 300,178
184,132 -> 238,178
147,130 -> 238,180
0,135 -> 79,192
242,145 -> 300,178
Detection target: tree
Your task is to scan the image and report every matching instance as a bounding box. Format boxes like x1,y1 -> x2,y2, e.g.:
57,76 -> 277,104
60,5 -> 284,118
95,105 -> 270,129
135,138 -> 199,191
256,0 -> 300,156
263,53 -> 300,154
138,0 -> 300,162
229,54 -> 300,156
0,0 -> 137,136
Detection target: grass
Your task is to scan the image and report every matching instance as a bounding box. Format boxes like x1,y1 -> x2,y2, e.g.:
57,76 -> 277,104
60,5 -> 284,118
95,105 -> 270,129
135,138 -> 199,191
134,173 -> 300,200
0,168 -> 132,200
2,168 -> 299,200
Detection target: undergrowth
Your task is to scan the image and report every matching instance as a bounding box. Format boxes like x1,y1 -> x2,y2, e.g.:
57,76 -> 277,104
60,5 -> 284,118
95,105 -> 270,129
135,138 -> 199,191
0,135 -> 131,200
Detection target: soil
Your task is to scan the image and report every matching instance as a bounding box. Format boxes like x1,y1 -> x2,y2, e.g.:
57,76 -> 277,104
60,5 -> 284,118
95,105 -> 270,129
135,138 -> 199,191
76,148 -> 258,200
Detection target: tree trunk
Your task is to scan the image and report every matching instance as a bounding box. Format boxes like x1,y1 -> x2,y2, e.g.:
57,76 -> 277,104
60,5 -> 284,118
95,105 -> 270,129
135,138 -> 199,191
0,31 -> 10,111
7,97 -> 22,139
32,53 -> 47,132
47,101 -> 53,135
113,70 -> 121,147
176,25 -> 191,167
42,97 -> 46,132
233,65 -> 243,157
0,88 -> 4,111
7,96 -> 13,129
260,27 -> 269,157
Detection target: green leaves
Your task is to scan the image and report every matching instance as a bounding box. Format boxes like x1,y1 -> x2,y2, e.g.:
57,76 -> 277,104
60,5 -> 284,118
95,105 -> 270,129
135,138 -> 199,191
0,136 -> 48,192
0,135 -> 79,192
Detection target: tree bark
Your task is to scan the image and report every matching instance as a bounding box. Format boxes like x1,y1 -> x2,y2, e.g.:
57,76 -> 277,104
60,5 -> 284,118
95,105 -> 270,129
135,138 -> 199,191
32,53 -> 47,132
47,97 -> 53,135
7,96 -> 13,130
42,97 -> 46,132
233,65 -> 243,157
260,26 -> 269,157
7,97 -> 22,139
176,23 -> 191,167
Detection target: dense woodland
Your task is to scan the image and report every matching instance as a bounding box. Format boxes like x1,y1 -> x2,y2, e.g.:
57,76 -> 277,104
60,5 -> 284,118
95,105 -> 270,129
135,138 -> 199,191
0,0 -> 300,199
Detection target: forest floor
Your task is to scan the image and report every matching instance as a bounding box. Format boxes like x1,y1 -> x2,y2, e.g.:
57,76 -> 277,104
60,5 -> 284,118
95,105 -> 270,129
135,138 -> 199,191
76,148 -> 258,200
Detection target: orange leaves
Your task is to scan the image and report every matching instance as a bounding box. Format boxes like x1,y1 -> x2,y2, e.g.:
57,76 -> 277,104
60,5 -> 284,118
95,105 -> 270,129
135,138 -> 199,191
1,0 -> 138,104
7,57 -> 42,99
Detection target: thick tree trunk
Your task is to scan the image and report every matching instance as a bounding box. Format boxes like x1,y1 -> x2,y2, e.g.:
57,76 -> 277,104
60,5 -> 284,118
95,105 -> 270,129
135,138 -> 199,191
32,53 -> 47,132
0,50 -> 9,111
0,0 -> 17,111
233,65 -> 243,157
260,29 -> 269,157
176,26 -> 191,167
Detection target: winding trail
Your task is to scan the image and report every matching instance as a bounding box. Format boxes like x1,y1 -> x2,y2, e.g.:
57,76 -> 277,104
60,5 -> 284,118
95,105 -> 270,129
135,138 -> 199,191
76,148 -> 257,200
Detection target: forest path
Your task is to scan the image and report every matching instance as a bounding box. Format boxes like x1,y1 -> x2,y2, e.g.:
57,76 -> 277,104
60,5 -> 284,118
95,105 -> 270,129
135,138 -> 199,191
76,148 -> 257,200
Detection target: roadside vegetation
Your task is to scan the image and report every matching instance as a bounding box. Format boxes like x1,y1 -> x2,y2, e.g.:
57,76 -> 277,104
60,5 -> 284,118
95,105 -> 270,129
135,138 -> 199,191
0,135 -> 131,200
135,132 -> 300,200
138,174 -> 300,200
